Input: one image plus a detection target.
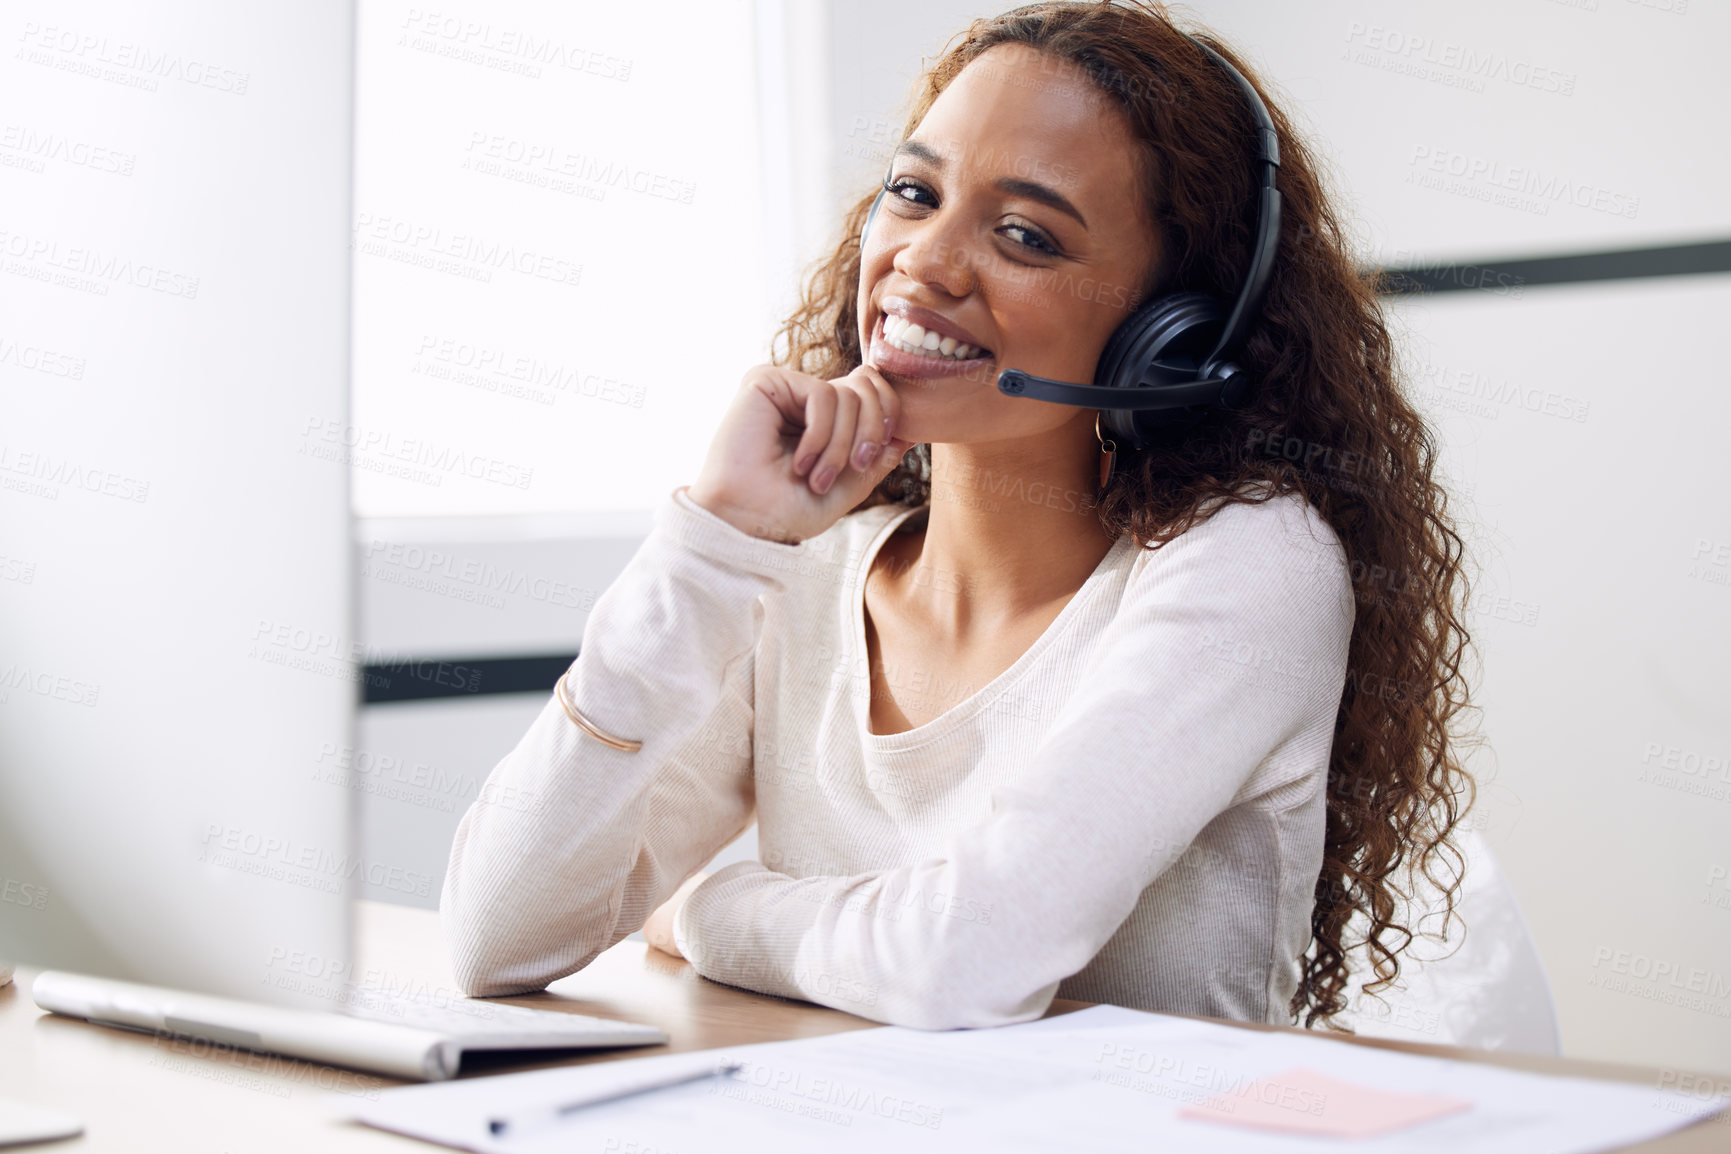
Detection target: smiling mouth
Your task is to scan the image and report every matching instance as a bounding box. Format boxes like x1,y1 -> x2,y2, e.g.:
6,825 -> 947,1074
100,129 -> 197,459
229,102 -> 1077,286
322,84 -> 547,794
878,314 -> 993,363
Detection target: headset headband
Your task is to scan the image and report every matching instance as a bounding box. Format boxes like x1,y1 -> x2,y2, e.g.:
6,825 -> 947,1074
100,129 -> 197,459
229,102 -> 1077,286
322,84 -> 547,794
1181,35 -> 1280,371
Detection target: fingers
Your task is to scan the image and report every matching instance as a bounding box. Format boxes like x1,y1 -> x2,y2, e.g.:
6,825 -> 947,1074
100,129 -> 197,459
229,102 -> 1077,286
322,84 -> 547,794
847,376 -> 887,471
787,375 -> 866,495
791,384 -> 839,482
856,365 -> 902,447
806,387 -> 861,495
792,391 -> 844,494
642,899 -> 677,957
644,871 -> 709,959
779,365 -> 906,497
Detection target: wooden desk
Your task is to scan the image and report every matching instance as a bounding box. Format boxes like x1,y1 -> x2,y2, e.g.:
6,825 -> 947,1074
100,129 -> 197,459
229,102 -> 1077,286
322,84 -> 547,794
1,901 -> 1724,1152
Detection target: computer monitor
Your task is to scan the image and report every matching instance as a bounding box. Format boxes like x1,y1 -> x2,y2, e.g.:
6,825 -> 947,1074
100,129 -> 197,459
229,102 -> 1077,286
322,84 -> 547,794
0,0 -> 358,1010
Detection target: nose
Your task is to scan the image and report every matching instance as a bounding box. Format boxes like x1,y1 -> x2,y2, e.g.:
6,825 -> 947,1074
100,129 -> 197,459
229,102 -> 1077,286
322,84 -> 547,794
890,210 -> 978,299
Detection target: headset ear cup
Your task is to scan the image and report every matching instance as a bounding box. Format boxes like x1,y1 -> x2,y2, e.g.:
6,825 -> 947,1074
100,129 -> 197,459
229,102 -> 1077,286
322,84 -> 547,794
1093,292 -> 1228,449
1095,292 -> 1225,389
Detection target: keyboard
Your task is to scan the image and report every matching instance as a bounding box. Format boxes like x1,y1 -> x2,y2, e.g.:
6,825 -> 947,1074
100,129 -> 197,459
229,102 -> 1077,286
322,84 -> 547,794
341,985 -> 667,1049
33,970 -> 669,1081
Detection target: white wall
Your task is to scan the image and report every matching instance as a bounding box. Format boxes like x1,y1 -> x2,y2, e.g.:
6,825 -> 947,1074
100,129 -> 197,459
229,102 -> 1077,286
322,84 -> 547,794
1384,278 -> 1731,1072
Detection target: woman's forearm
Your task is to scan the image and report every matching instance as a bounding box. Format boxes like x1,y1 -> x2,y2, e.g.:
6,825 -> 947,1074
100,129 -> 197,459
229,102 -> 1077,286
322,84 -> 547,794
440,486 -> 810,995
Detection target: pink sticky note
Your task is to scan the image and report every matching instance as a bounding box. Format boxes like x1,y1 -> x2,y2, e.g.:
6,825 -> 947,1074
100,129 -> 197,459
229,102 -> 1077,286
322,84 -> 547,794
1178,1066 -> 1472,1139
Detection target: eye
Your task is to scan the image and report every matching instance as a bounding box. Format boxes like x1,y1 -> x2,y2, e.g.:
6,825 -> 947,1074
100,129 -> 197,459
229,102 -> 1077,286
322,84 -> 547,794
881,177 -> 1064,260
1001,220 -> 1059,255
885,176 -> 935,209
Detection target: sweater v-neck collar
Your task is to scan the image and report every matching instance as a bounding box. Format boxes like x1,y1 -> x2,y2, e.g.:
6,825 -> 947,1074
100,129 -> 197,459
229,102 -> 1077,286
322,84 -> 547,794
850,503 -> 1131,750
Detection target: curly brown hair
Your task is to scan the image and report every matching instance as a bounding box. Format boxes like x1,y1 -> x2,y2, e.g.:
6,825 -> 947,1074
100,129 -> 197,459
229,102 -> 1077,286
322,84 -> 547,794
769,0 -> 1480,1030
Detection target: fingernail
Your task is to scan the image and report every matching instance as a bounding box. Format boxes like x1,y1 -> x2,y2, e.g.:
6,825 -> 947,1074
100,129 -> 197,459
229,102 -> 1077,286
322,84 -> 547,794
796,452 -> 816,476
853,441 -> 878,469
812,465 -> 836,493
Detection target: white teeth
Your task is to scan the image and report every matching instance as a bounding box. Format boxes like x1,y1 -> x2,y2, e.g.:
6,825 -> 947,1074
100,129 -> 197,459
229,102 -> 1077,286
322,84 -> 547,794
879,315 -> 987,361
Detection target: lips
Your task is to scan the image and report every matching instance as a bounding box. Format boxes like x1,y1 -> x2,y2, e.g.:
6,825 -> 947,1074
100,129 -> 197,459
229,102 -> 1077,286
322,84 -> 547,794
879,297 -> 992,356
867,314 -> 998,383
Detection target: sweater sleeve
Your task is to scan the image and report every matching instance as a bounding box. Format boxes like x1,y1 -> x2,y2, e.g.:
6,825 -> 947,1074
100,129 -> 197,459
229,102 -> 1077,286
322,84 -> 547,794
671,496 -> 1355,1029
440,485 -> 816,996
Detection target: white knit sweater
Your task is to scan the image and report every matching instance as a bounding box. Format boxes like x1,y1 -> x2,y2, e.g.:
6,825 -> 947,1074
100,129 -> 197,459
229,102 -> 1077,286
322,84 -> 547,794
442,482 -> 1355,1030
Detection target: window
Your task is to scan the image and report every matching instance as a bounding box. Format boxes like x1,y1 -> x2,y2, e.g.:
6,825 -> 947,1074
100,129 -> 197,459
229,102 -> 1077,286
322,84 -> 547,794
352,0 -> 773,516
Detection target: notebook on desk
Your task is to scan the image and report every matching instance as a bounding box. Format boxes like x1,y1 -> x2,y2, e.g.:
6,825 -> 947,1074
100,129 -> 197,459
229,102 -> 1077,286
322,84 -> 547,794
31,970 -> 666,1082
337,1004 -> 1731,1153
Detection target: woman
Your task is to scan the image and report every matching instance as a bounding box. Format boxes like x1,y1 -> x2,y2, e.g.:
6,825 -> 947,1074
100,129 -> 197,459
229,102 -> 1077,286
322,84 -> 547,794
442,0 -> 1476,1032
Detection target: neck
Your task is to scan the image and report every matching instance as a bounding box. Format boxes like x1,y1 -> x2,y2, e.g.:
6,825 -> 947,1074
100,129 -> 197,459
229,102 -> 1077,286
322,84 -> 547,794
893,415 -> 1121,637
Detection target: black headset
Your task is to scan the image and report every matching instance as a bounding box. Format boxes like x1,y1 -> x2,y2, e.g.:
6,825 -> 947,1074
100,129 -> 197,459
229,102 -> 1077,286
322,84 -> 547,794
861,33 -> 1280,451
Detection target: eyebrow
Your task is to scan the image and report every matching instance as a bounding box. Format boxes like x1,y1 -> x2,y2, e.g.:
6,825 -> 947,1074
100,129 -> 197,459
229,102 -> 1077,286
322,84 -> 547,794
893,140 -> 1089,229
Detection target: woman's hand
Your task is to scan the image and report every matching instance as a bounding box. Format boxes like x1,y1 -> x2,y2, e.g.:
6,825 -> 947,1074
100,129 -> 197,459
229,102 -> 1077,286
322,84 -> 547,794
687,364 -> 915,544
642,871 -> 710,959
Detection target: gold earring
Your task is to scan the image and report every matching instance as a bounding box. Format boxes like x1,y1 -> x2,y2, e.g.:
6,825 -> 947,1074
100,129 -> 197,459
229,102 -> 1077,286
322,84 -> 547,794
1095,412 -> 1117,490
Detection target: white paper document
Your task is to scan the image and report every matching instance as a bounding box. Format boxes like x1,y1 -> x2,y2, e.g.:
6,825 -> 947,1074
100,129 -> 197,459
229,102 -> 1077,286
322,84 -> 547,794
337,1004 -> 1729,1153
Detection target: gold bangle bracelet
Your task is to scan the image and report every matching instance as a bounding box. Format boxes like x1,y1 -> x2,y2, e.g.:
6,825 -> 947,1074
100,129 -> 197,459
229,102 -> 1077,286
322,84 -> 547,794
553,671 -> 643,753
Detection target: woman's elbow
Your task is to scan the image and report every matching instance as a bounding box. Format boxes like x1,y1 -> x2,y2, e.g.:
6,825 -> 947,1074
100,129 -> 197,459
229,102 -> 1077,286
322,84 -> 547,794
442,913 -> 546,997
874,968 -> 1056,1031
443,924 -> 600,998
450,960 -> 538,999
439,874 -> 623,996
439,889 -> 577,997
